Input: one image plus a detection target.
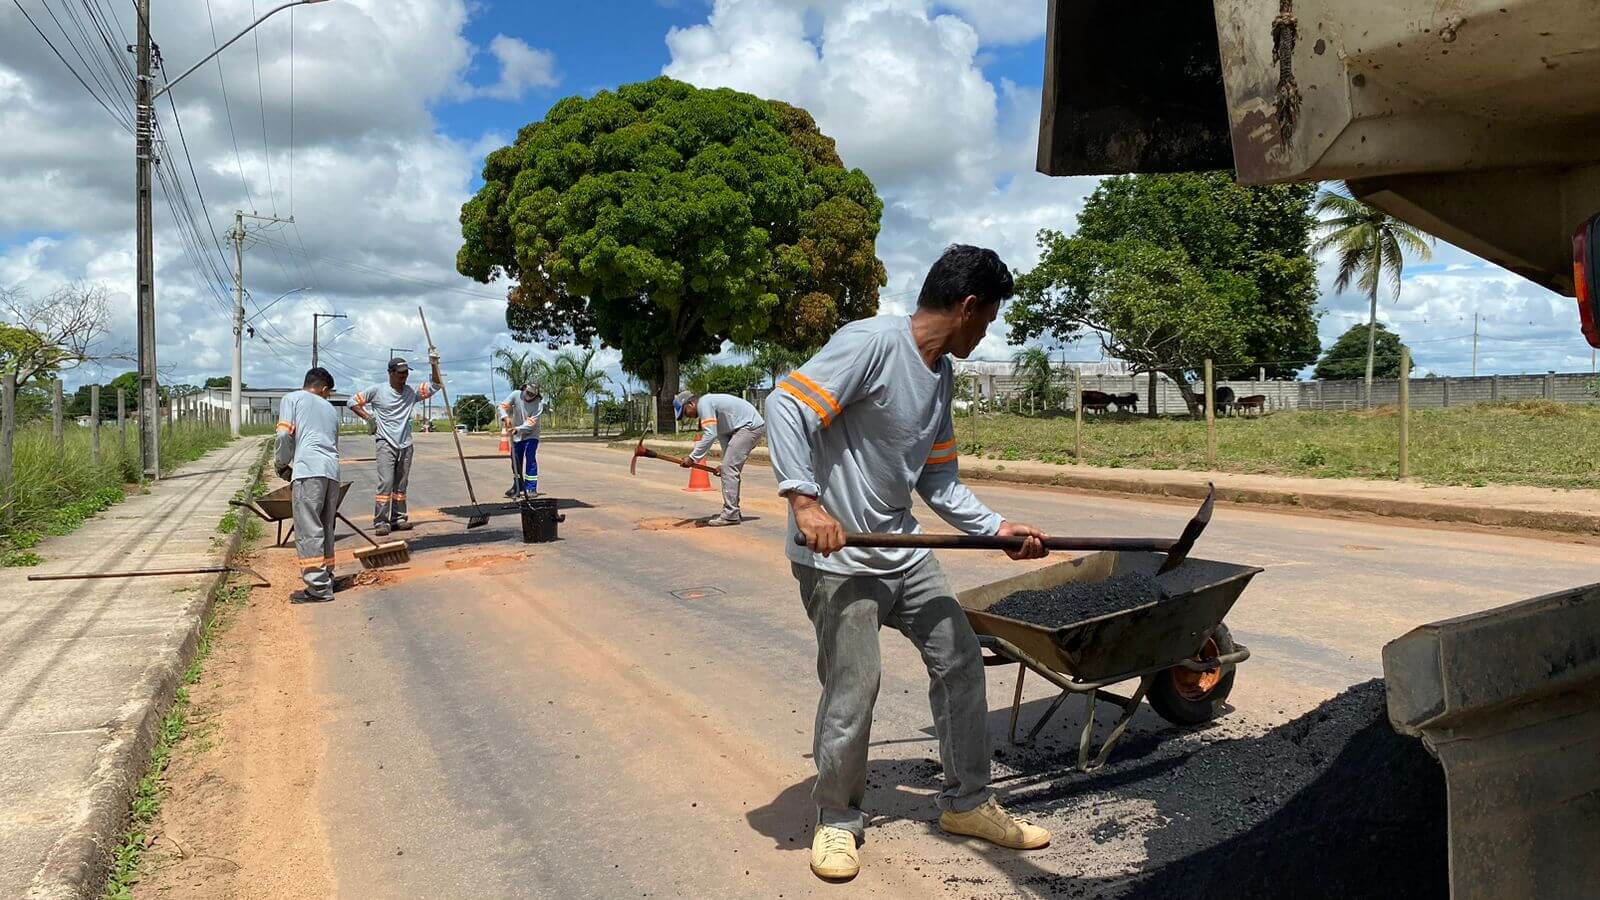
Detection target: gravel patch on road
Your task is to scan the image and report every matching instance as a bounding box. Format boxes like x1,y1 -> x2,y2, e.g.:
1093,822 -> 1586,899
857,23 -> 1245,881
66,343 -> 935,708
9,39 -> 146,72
907,679 -> 1447,899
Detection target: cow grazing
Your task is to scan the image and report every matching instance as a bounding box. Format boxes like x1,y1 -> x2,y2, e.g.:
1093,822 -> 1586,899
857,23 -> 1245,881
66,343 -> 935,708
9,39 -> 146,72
1235,394 -> 1267,417
1110,392 -> 1138,413
1213,385 -> 1236,416
1079,389 -> 1112,414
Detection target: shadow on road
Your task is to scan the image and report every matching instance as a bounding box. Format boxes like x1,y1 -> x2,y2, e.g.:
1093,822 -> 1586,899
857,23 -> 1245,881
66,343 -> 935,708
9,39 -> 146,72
437,498 -> 596,520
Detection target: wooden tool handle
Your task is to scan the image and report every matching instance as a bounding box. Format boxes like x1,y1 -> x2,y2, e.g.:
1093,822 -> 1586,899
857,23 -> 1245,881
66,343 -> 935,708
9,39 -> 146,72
418,307 -> 484,508
642,447 -> 722,476
336,512 -> 385,550
790,532 -> 1176,552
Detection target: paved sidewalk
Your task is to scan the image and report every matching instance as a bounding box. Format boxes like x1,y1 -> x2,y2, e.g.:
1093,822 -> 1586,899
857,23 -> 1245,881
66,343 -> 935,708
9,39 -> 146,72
0,438 -> 264,899
626,439 -> 1600,536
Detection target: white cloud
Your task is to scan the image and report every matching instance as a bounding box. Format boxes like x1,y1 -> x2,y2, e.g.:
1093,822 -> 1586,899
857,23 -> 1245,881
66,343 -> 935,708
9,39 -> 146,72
471,34 -> 561,101
936,0 -> 1047,45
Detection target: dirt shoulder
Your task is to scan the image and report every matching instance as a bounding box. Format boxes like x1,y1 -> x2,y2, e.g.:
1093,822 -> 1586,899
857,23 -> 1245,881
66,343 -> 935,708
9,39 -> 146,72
132,545 -> 335,900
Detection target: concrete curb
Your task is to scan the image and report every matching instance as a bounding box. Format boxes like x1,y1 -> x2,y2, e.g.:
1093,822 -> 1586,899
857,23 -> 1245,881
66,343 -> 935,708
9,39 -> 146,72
614,439 -> 1600,537
28,439 -> 268,900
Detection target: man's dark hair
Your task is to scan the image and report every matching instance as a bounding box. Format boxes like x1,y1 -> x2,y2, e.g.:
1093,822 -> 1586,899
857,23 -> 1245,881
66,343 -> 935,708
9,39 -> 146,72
916,244 -> 1015,310
303,367 -> 334,391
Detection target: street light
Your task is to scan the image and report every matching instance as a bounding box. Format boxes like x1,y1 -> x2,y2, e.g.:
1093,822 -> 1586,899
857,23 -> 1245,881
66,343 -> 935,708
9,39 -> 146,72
310,313 -> 347,369
134,0 -> 333,477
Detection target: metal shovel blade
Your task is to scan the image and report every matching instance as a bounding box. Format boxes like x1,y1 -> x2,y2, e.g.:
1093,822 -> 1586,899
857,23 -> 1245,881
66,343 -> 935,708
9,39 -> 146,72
1157,484 -> 1215,574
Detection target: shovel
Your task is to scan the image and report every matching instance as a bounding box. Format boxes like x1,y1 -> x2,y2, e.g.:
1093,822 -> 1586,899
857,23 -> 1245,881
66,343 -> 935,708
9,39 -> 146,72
418,308 -> 490,529
793,484 -> 1214,574
629,437 -> 723,477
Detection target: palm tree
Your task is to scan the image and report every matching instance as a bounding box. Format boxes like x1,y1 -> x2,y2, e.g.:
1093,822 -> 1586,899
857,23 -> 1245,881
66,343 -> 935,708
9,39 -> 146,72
555,348 -> 608,407
1011,346 -> 1055,408
492,348 -> 537,394
1313,187 -> 1434,406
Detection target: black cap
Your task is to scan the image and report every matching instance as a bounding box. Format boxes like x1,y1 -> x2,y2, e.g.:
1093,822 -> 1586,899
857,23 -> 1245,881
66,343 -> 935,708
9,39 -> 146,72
387,357 -> 410,373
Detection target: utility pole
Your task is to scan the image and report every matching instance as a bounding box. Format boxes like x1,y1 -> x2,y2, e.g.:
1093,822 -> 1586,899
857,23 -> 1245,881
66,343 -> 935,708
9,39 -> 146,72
134,0 -> 158,478
230,211 -> 294,437
132,0 -> 332,474
1472,313 -> 1479,378
311,312 -> 348,369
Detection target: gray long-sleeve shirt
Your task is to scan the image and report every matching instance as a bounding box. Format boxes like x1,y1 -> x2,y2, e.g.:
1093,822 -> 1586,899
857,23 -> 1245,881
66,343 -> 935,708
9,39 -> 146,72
765,315 -> 1002,576
500,391 -> 545,440
351,380 -> 436,449
274,389 -> 340,482
688,393 -> 765,461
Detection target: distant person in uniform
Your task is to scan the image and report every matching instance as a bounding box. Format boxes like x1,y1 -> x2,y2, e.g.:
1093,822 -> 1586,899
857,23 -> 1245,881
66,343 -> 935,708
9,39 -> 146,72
673,390 -> 765,526
349,353 -> 443,536
500,382 -> 545,498
274,367 -> 341,603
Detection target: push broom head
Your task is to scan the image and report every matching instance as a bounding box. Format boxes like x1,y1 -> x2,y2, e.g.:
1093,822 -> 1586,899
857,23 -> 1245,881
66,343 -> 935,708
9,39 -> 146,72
354,539 -> 411,568
466,509 -> 490,529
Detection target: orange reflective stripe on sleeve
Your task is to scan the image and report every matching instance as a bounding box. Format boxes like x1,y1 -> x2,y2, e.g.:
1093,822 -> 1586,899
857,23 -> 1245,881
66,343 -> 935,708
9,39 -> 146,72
276,421 -> 295,433
778,380 -> 831,427
930,439 -> 956,452
925,451 -> 959,465
375,493 -> 390,501
700,418 -> 717,426
786,371 -> 841,416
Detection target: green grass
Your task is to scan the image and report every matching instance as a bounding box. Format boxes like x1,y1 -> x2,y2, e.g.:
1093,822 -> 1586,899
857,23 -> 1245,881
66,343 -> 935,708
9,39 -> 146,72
653,400 -> 1600,490
0,421 -> 263,565
101,578 -> 253,899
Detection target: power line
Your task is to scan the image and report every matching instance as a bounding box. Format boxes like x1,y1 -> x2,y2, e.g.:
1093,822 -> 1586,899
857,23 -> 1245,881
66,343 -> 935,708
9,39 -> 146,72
11,0 -> 132,132
248,0 -> 280,216
203,0 -> 256,212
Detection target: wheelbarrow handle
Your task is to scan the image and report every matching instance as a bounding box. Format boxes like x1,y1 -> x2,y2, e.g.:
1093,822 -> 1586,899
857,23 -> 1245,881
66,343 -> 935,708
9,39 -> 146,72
791,532 -> 1176,552
227,498 -> 275,522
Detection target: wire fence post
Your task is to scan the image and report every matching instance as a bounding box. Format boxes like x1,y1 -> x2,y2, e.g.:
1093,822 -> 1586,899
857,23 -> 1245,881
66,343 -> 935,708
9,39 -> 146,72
52,378 -> 64,453
1399,347 -> 1411,479
1073,367 -> 1083,465
1,374 -> 14,520
118,389 -> 127,459
1204,359 -> 1216,469
91,384 -> 101,462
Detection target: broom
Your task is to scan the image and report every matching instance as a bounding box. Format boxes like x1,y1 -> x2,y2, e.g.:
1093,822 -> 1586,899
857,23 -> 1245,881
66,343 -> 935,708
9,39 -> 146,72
337,513 -> 411,568
418,307 -> 491,529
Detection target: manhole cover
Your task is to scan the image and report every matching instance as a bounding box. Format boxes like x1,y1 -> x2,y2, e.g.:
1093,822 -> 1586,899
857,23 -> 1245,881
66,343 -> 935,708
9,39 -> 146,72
671,586 -> 725,601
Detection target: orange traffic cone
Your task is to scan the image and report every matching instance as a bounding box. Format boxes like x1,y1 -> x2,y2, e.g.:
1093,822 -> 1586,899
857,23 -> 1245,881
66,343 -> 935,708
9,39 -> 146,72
498,431 -> 510,455
684,465 -> 715,492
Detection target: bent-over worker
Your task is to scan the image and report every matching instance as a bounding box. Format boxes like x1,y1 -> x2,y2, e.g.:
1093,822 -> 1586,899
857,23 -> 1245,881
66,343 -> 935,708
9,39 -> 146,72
349,354 -> 442,536
674,390 -> 765,526
765,245 -> 1052,882
500,382 -> 544,498
275,367 -> 341,604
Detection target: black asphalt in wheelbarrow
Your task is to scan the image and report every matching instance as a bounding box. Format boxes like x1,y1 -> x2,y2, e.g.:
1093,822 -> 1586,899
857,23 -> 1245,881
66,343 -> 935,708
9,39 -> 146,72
958,551 -> 1261,772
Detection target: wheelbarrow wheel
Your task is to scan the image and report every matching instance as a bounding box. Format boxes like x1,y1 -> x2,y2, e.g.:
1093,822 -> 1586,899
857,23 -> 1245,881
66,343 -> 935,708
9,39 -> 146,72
1147,623 -> 1237,726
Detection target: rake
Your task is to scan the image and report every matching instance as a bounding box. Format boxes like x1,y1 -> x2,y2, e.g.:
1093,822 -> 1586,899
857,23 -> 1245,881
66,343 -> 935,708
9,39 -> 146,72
419,307 -> 491,529
337,513 -> 411,568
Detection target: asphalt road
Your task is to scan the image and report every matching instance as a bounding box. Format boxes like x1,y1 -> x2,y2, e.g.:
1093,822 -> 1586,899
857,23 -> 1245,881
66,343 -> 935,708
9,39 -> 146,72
280,433 -> 1595,898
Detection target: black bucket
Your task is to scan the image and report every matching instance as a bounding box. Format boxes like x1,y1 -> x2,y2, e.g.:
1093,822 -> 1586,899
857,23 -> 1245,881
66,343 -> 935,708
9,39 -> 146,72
519,497 -> 563,543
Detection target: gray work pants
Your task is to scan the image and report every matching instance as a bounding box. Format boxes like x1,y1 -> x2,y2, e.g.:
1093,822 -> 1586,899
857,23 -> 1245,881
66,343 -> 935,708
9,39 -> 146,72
793,555 -> 992,837
716,424 -> 763,523
374,441 -> 413,527
293,477 -> 339,599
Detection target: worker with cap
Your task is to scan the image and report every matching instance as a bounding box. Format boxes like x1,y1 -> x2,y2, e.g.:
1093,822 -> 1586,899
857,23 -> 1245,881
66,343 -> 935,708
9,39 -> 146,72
275,367 -> 341,603
765,245 -> 1051,881
349,352 -> 442,537
499,381 -> 545,498
674,389 -> 765,526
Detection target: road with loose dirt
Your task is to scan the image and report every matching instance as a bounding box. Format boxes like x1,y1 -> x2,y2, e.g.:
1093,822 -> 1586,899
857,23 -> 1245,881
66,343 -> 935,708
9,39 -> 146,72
137,433 -> 1599,899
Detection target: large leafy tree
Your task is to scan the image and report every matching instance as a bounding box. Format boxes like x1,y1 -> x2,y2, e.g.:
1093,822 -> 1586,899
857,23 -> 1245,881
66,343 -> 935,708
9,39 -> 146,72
457,77 -> 887,425
1312,188 -> 1434,406
1314,322 -> 1407,380
1009,172 -> 1322,416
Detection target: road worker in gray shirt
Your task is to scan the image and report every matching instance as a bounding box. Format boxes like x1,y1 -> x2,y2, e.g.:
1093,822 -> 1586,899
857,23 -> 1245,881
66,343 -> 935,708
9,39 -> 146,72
673,390 -> 764,526
274,367 -> 342,603
765,245 -> 1052,882
350,353 -> 442,536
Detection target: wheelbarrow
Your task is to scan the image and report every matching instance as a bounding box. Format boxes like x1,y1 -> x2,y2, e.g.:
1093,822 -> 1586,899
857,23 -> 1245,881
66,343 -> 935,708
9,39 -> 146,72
959,551 -> 1260,772
230,481 -> 353,546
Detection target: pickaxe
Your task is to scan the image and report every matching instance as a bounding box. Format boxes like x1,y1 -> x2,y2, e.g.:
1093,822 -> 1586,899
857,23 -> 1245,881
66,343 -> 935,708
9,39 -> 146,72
630,437 -> 723,477
793,484 -> 1215,574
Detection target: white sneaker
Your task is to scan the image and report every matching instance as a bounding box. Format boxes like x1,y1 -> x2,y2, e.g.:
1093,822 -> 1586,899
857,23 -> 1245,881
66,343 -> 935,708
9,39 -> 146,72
809,825 -> 860,880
